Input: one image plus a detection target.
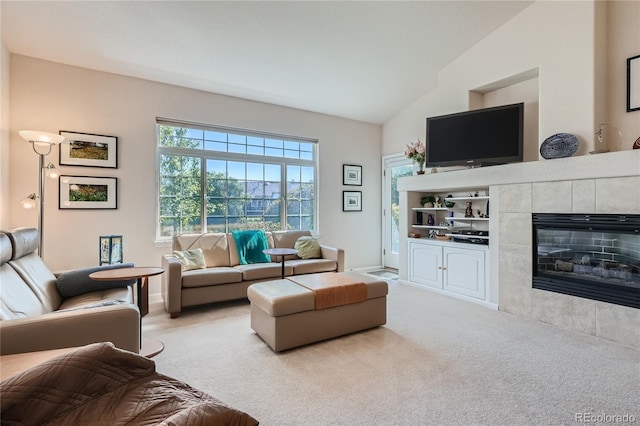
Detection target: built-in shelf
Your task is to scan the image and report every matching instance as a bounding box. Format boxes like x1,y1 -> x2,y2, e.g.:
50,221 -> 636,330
446,217 -> 490,222
445,233 -> 490,240
411,207 -> 448,212
412,225 -> 449,230
445,196 -> 489,202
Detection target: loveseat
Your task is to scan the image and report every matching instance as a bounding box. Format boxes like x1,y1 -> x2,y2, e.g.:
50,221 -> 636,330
162,230 -> 344,318
0,228 -> 140,355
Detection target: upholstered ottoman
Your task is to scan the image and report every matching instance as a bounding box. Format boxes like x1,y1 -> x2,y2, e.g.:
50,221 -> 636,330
247,272 -> 388,351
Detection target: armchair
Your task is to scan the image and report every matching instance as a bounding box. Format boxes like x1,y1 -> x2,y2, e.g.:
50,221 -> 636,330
0,228 -> 140,355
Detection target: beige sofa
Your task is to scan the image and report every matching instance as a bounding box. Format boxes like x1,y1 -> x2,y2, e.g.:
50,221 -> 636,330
162,230 -> 344,318
0,228 -> 140,355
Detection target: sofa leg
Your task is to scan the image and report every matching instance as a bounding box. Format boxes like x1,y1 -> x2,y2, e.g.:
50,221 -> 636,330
170,312 -> 180,319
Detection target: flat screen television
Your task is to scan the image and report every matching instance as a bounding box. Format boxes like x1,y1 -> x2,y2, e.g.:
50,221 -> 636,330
426,102 -> 523,167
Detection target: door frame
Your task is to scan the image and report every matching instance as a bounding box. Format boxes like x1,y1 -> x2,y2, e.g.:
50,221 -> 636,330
381,153 -> 412,269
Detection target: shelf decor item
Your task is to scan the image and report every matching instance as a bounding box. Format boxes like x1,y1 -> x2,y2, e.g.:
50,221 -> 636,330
420,195 -> 435,208
627,54 -> 640,112
593,123 -> 622,153
342,164 -> 362,186
540,133 -> 579,159
59,131 -> 118,168
405,138 -> 426,174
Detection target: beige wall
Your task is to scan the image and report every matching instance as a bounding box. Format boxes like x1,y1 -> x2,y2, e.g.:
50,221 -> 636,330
607,0 -> 640,149
1,2 -> 10,230
8,56 -> 382,292
383,1 -> 640,156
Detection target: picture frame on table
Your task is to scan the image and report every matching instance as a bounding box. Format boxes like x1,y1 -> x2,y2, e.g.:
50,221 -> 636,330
100,235 -> 123,265
342,164 -> 362,186
627,54 -> 640,112
59,175 -> 118,209
59,131 -> 118,168
343,191 -> 362,212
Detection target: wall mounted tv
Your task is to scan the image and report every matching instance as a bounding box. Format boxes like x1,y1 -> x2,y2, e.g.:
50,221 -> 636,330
426,102 -> 524,168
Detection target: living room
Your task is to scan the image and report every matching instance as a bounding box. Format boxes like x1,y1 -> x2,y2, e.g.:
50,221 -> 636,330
1,1 -> 639,424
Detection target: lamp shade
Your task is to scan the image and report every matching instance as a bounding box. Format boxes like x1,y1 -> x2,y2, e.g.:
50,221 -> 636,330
19,130 -> 65,145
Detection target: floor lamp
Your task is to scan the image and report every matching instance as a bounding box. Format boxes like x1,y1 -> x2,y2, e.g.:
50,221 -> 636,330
19,130 -> 65,258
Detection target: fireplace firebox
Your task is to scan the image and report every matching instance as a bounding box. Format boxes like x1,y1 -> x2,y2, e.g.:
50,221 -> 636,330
532,213 -> 640,309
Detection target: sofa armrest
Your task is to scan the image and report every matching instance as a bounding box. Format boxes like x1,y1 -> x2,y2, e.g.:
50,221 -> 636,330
320,245 -> 344,272
0,304 -> 140,355
162,254 -> 183,318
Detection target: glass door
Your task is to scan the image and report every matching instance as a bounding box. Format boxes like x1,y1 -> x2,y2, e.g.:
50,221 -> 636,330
383,154 -> 413,269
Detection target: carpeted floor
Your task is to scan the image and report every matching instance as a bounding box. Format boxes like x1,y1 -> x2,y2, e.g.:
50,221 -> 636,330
145,282 -> 639,426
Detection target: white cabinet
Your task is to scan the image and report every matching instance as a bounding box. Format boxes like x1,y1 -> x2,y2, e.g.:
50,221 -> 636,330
408,241 -> 442,289
408,239 -> 487,301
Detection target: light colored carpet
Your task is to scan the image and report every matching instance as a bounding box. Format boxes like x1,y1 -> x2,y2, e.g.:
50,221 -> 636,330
144,282 -> 639,425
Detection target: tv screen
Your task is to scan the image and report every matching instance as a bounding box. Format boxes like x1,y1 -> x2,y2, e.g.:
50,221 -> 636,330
426,103 -> 523,167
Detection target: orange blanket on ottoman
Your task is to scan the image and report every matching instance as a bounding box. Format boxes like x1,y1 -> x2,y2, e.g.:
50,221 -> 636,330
287,272 -> 367,309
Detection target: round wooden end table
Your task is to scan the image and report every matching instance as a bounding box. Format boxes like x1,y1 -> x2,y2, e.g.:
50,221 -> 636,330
90,266 -> 164,358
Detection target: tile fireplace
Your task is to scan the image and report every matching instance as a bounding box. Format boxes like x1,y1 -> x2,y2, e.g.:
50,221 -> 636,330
533,213 -> 640,309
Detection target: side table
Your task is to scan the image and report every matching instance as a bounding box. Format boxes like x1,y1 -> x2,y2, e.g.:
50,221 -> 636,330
263,248 -> 299,279
89,266 -> 164,358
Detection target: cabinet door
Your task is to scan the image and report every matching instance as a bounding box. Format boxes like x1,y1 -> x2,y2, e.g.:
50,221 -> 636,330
443,247 -> 485,299
408,242 -> 443,289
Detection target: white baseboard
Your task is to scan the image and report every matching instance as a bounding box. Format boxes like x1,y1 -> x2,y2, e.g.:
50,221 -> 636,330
398,279 -> 498,310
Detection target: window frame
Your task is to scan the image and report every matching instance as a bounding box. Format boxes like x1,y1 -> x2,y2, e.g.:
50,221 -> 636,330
155,119 -> 318,241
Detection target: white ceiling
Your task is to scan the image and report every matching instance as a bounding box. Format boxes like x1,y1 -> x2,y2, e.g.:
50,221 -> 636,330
1,1 -> 532,124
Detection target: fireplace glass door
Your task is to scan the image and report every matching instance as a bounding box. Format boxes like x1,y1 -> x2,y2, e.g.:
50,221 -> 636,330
532,214 -> 640,309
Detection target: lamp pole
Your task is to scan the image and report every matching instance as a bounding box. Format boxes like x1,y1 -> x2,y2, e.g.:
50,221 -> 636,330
19,130 -> 65,259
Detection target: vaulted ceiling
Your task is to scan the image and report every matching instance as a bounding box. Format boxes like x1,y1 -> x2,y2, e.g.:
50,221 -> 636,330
1,1 -> 532,124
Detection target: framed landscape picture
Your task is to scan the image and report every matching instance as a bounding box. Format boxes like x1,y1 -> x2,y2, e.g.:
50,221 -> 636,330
343,164 -> 362,186
627,55 -> 640,112
343,191 -> 362,212
59,175 -> 118,209
59,131 -> 118,168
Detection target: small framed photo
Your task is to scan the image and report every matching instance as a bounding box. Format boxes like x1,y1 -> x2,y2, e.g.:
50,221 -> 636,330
100,235 -> 123,265
343,191 -> 362,212
59,175 -> 118,209
59,131 -> 118,168
343,164 -> 362,186
627,55 -> 640,112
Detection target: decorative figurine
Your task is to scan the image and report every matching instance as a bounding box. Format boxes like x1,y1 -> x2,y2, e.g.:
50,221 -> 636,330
427,214 -> 435,225
465,201 -> 474,218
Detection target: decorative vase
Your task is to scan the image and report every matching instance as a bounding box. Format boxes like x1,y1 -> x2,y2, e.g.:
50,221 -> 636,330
415,161 -> 425,175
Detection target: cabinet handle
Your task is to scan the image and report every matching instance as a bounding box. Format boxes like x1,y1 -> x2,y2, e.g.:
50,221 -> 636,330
438,266 -> 447,270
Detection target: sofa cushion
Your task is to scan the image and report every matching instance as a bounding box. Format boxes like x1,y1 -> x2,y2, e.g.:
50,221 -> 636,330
56,263 -> 136,299
1,264 -> 50,319
272,230 -> 311,260
235,263 -> 290,281
58,287 -> 133,311
231,230 -> 271,265
294,236 -> 321,259
173,233 -> 231,267
181,267 -> 243,289
173,248 -> 206,272
288,259 -> 338,275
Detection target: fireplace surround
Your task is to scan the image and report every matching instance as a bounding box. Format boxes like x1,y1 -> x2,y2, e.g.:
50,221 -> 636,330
533,213 -> 640,309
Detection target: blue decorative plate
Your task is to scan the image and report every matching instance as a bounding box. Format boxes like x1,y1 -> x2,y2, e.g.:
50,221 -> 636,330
540,133 -> 579,159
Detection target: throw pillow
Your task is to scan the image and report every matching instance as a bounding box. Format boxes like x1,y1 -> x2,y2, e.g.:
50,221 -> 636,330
173,248 -> 207,272
294,236 -> 321,259
56,262 -> 136,299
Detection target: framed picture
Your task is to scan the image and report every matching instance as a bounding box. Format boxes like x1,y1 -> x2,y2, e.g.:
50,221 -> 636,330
343,164 -> 362,186
627,55 -> 640,112
343,191 -> 362,212
100,235 -> 123,265
59,131 -> 118,168
59,175 -> 118,209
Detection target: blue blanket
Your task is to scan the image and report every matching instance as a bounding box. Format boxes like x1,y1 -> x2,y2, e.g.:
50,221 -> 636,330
232,230 -> 271,265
